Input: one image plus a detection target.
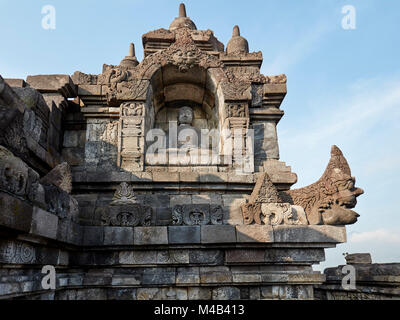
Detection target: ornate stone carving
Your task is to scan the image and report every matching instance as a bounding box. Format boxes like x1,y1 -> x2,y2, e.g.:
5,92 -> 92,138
101,121 -> 118,146
280,145 -> 364,225
111,182 -> 138,204
0,145 -> 28,197
0,240 -> 36,264
121,102 -> 143,117
40,162 -> 72,194
226,103 -> 247,118
99,182 -> 153,226
118,104 -> 145,171
241,173 -> 308,225
171,204 -> 224,226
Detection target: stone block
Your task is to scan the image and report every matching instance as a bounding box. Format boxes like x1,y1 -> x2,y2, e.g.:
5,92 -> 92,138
142,268 -> 176,285
345,253 -> 372,264
225,250 -> 265,264
30,207 -> 58,240
134,227 -> 168,245
176,267 -> 200,285
168,226 -> 200,244
264,248 -> 325,263
152,172 -> 179,182
200,267 -> 232,284
63,130 -> 79,148
201,225 -> 236,243
236,225 -> 274,243
103,227 -> 134,245
82,226 -> 104,246
212,287 -> 240,300
232,273 -> 262,283
170,195 -> 191,206
157,250 -> 189,264
111,276 -> 141,286
273,225 -> 347,243
119,250 -> 157,265
26,74 -> 77,97
188,287 -> 212,300
189,250 -> 224,265
0,192 -> 33,232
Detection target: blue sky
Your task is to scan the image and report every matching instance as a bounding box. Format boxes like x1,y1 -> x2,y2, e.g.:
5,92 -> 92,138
1,0 -> 400,270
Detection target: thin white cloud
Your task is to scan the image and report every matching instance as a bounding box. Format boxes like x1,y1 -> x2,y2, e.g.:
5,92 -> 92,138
263,21 -> 332,74
350,229 -> 400,244
282,76 -> 400,149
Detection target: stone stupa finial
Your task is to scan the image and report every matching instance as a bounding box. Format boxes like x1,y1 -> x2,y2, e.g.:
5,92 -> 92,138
169,3 -> 197,31
226,25 -> 249,55
179,3 -> 187,18
128,42 -> 135,57
120,42 -> 139,68
232,25 -> 240,37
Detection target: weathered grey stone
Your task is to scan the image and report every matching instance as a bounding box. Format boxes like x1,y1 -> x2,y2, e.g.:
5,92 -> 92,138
30,207 -> 58,239
157,250 -> 189,264
188,287 -> 212,300
189,250 -> 224,265
345,253 -> 372,264
236,225 -> 274,243
103,227 -> 134,245
201,225 -> 236,243
111,275 -> 141,286
176,267 -> 200,285
273,225 -> 347,243
212,287 -> 240,300
107,288 -> 137,300
168,226 -> 200,244
225,249 -> 265,264
200,267 -> 232,284
134,227 -> 168,245
0,192 -> 33,232
119,250 -> 157,265
82,226 -> 104,246
142,268 -> 176,285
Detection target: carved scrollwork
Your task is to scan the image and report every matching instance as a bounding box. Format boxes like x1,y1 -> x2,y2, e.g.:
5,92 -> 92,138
226,103 -> 247,118
121,102 -> 143,117
210,205 -> 224,225
172,204 -> 223,226
172,205 -> 183,225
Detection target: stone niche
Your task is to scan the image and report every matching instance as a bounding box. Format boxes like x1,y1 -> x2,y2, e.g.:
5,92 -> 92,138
0,3 -> 368,301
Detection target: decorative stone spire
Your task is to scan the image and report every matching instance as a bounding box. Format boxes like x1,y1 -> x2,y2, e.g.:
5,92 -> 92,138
120,42 -> 139,68
226,25 -> 249,55
179,3 -> 187,17
169,3 -> 197,31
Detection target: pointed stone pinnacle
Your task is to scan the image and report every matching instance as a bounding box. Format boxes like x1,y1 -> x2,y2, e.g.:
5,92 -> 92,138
179,3 -> 187,18
128,43 -> 135,57
233,25 -> 240,37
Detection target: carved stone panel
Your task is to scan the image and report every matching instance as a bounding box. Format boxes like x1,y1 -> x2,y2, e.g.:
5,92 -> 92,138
172,204 -> 223,226
99,204 -> 153,227
118,102 -> 145,171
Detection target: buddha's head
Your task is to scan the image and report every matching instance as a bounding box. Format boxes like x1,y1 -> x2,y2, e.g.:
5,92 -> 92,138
178,106 -> 194,125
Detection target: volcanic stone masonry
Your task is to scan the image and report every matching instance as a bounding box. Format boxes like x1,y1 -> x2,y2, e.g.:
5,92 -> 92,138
1,3 -> 397,300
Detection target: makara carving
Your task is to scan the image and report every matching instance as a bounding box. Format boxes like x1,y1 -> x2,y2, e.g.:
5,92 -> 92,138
280,145 -> 364,225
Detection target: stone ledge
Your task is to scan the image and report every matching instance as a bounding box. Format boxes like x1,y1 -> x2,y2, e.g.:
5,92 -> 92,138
26,75 -> 77,98
272,225 -> 347,243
